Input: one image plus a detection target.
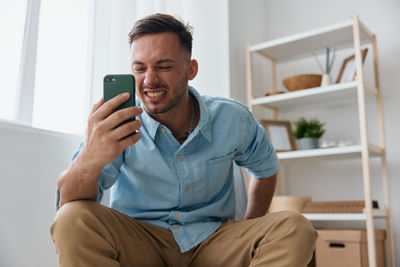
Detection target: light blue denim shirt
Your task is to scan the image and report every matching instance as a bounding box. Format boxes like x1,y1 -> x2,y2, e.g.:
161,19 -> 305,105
63,86 -> 279,252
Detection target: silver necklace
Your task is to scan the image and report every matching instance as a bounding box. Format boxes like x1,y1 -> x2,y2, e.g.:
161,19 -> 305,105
178,95 -> 195,142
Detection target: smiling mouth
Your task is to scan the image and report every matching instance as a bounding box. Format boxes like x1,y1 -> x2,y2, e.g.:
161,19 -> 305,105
146,90 -> 166,99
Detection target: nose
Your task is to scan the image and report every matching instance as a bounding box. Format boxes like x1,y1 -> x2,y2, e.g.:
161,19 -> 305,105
143,69 -> 160,87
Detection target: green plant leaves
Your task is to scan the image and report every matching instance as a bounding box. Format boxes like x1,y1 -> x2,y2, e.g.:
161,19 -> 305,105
292,117 -> 325,139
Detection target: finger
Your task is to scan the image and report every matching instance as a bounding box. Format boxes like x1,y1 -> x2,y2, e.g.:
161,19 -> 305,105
95,93 -> 131,120
90,97 -> 104,115
111,119 -> 142,140
119,130 -> 141,149
106,106 -> 143,130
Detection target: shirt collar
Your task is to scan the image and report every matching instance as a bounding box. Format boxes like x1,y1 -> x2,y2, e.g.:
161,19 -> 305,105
190,86 -> 212,142
139,105 -> 160,140
139,86 -> 212,143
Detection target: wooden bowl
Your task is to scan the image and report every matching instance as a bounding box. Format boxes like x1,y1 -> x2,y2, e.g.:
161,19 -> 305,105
269,196 -> 312,213
282,74 -> 322,92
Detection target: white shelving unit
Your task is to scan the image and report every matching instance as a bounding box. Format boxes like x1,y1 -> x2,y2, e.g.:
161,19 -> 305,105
246,15 -> 394,267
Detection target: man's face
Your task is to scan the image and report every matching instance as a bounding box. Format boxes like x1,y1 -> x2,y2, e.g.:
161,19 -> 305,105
130,32 -> 196,115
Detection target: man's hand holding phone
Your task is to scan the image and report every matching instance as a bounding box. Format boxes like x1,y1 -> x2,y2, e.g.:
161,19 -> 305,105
78,93 -> 143,173
57,75 -> 141,208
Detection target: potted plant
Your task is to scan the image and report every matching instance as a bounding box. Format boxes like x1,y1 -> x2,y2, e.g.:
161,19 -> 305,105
292,117 -> 325,149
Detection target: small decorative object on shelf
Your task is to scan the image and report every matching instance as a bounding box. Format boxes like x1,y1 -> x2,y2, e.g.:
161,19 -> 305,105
313,47 -> 336,87
319,140 -> 337,148
292,117 -> 325,150
336,48 -> 368,83
320,140 -> 355,148
282,73 -> 322,92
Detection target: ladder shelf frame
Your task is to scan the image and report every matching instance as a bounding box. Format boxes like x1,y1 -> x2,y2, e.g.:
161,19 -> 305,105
245,15 -> 394,267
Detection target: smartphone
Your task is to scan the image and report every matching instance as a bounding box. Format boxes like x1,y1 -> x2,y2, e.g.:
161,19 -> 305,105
103,74 -> 136,124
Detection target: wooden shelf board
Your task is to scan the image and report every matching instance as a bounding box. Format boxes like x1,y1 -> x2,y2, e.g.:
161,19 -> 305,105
303,210 -> 386,221
277,144 -> 382,160
249,20 -> 370,62
251,81 -> 358,111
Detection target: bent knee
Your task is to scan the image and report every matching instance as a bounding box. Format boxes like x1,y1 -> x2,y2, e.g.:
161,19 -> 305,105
277,210 -> 311,226
285,211 -> 317,243
55,200 -> 99,223
267,210 -> 317,242
50,200 -> 100,238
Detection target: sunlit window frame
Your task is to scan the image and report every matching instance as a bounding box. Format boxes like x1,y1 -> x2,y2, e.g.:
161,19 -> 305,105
15,0 -> 41,125
10,0 -> 95,136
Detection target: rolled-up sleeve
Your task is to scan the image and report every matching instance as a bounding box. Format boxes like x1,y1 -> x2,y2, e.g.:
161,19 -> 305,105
234,113 -> 279,179
55,142 -> 123,210
96,154 -> 123,201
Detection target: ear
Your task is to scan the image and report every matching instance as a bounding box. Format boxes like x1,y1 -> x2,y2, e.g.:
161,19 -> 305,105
187,59 -> 198,80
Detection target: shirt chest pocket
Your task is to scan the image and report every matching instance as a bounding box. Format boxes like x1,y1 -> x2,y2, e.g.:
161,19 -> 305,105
206,150 -> 236,197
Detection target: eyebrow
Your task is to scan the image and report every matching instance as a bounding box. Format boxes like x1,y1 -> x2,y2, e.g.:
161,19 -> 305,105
132,58 -> 176,65
156,59 -> 175,64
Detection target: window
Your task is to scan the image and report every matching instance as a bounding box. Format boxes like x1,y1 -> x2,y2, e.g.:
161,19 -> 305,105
32,0 -> 92,135
0,0 -> 28,121
0,0 -> 93,135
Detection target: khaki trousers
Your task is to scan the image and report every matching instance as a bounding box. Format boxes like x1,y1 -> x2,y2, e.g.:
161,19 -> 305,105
50,201 -> 317,267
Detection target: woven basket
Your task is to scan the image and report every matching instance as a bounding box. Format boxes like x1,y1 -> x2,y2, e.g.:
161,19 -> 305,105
282,74 -> 322,92
300,200 -> 379,213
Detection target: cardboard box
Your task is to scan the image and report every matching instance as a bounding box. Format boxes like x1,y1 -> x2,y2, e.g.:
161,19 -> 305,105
315,229 -> 386,267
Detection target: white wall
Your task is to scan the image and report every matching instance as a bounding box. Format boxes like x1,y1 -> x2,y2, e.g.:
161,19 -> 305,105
229,0 -> 399,264
228,0 -> 270,103
0,121 -> 82,267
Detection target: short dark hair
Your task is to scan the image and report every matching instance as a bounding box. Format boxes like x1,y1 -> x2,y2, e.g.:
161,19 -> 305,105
128,13 -> 193,58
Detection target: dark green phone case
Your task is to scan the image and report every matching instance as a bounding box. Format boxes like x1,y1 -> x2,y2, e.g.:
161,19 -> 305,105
103,74 -> 135,111
103,74 -> 136,130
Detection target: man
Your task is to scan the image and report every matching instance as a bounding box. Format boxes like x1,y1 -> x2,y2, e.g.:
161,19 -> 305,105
51,13 -> 317,266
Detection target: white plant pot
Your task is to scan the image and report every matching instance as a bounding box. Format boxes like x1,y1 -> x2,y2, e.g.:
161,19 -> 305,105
298,137 -> 319,150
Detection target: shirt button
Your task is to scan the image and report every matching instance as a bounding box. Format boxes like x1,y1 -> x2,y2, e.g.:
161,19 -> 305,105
174,225 -> 179,229
178,155 -> 183,161
161,128 -> 166,133
185,186 -> 190,192
176,213 -> 181,218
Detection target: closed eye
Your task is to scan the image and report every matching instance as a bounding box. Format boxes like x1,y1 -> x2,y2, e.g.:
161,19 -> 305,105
133,67 -> 146,73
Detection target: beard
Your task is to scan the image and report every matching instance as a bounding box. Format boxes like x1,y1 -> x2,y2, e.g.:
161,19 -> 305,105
141,74 -> 189,115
